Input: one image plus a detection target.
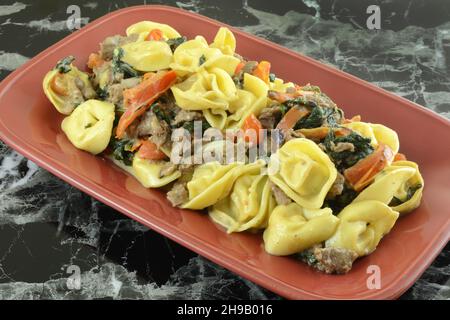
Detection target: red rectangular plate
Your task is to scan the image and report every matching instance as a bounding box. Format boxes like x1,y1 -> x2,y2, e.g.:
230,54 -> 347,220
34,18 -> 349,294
0,5 -> 449,300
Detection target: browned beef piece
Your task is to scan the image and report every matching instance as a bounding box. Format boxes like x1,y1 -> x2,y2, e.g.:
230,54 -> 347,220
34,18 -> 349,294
65,73 -> 96,110
159,162 -> 178,178
330,141 -> 355,153
171,110 -> 203,126
283,128 -> 304,142
106,77 -> 141,106
301,92 -> 344,125
74,77 -> 96,100
242,60 -> 258,74
136,111 -> 170,147
311,247 -> 358,274
167,181 -> 189,207
327,172 -> 345,199
99,34 -> 139,60
65,78 -> 85,109
258,105 -> 283,129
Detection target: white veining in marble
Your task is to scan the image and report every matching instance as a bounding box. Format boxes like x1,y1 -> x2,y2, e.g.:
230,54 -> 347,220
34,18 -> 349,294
0,257 -> 275,299
0,51 -> 29,72
83,2 -> 99,10
2,17 -> 90,32
0,2 -> 27,17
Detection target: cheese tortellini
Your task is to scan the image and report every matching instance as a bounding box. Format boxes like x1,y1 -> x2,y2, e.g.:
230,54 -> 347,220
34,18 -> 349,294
354,160 -> 424,214
169,36 -> 222,76
120,41 -> 173,72
126,20 -> 181,40
268,138 -> 337,209
132,156 -> 181,188
326,200 -> 399,256
182,160 -> 265,210
171,68 -> 238,129
263,203 -> 339,256
209,174 -> 276,233
43,64 -> 95,115
61,99 -> 115,154
243,73 -> 269,100
343,121 -> 399,154
210,27 -> 236,55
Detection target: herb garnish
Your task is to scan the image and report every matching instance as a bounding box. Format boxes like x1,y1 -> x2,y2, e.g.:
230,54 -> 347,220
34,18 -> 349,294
323,130 -> 374,171
55,56 -> 75,74
109,137 -> 134,166
198,54 -> 206,66
166,36 -> 187,52
112,48 -> 140,78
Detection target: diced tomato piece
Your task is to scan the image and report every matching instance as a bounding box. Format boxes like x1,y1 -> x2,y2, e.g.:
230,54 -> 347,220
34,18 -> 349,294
145,29 -> 163,41
234,61 -> 245,75
242,113 -> 263,144
252,61 -> 271,83
87,53 -> 104,69
393,152 -> 407,162
344,144 -> 394,191
137,140 -> 167,160
116,70 -> 177,139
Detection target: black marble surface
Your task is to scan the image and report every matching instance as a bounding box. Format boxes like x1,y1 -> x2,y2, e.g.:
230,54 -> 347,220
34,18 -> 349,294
0,0 -> 449,300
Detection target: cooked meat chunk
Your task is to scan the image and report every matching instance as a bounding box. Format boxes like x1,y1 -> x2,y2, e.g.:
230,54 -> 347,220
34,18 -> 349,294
100,34 -> 138,60
157,93 -> 179,114
159,162 -> 178,178
327,172 -> 345,199
121,77 -> 141,89
171,110 -> 203,126
258,105 -> 283,129
331,142 -> 355,153
92,61 -> 124,89
167,181 -> 189,207
63,74 -> 96,110
106,77 -> 141,106
74,77 -> 96,100
65,78 -> 85,109
242,60 -> 258,74
136,111 -> 170,147
233,61 -> 258,88
283,128 -> 304,143
106,83 -> 123,106
178,162 -> 196,176
271,182 -> 292,205
312,247 -> 358,274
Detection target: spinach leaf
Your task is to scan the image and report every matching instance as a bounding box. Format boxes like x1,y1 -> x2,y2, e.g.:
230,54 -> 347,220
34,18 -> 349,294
166,36 -> 187,52
109,137 -> 134,166
96,86 -> 109,100
323,185 -> 358,214
180,119 -> 210,134
112,48 -> 140,78
295,106 -> 324,129
323,130 -> 374,171
389,184 -> 422,206
301,84 -> 321,93
150,102 -> 172,124
293,106 -> 340,129
198,54 -> 206,66
55,56 -> 75,73
269,73 -> 276,82
296,250 -> 318,266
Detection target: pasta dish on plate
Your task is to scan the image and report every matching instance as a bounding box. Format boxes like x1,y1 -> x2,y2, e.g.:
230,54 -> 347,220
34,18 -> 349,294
42,20 -> 424,274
